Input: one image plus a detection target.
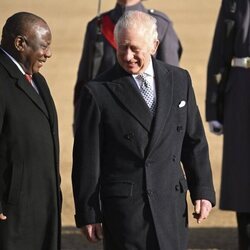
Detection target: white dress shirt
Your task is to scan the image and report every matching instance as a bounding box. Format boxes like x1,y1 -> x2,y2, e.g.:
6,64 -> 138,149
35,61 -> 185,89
132,58 -> 156,100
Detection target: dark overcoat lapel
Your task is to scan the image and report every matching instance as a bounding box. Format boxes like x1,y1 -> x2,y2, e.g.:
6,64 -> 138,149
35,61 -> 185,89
33,74 -> 56,131
147,59 -> 173,155
0,49 -> 49,118
17,76 -> 49,119
105,58 -> 174,155
33,73 -> 60,171
106,66 -> 152,132
0,49 -> 58,160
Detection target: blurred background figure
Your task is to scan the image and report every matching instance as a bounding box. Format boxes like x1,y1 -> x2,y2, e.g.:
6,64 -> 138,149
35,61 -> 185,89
73,0 -> 182,124
0,12 -> 61,250
206,0 -> 250,249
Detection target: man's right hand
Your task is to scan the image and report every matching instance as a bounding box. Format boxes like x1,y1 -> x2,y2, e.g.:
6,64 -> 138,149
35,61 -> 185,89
81,223 -> 103,242
0,213 -> 7,220
208,120 -> 223,135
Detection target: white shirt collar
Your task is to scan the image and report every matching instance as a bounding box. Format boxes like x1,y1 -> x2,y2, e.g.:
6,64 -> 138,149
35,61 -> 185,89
132,57 -> 156,98
143,57 -> 154,78
133,57 -> 154,78
0,47 -> 26,75
0,47 -> 39,93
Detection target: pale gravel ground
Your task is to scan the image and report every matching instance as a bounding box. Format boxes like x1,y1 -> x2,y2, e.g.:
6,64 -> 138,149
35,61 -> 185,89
1,0 -> 238,249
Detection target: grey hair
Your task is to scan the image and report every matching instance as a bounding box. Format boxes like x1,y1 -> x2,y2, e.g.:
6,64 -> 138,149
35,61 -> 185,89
114,10 -> 158,47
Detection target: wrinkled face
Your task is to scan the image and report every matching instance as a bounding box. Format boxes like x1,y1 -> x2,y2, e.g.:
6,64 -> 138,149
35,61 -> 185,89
18,21 -> 52,74
116,29 -> 158,74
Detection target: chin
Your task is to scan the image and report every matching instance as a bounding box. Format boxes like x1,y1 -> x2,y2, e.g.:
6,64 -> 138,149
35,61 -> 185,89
32,68 -> 40,74
125,67 -> 140,74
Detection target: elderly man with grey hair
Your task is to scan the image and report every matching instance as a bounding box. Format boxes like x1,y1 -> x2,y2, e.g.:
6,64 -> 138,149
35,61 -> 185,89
73,0 -> 182,128
72,10 -> 215,250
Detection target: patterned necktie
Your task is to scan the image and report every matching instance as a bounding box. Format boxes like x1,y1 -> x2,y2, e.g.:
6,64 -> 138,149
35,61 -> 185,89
25,74 -> 39,94
137,73 -> 156,114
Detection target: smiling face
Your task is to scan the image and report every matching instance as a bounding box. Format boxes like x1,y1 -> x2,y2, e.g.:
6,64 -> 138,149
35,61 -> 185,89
17,21 -> 52,74
116,28 -> 158,74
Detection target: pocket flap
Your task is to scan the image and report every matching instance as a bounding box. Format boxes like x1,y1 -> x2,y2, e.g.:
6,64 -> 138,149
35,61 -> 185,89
101,181 -> 134,198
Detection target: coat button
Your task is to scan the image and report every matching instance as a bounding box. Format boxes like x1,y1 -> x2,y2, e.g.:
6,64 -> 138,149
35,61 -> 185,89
177,126 -> 183,132
147,190 -> 153,196
124,133 -> 135,141
175,185 -> 180,191
172,155 -> 176,162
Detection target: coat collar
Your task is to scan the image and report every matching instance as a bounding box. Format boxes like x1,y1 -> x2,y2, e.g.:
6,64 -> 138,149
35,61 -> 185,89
110,2 -> 147,23
0,48 -> 50,119
104,58 -> 173,147
105,64 -> 154,132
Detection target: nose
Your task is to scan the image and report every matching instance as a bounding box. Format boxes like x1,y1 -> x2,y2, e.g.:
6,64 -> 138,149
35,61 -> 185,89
123,48 -> 134,61
45,46 -> 52,58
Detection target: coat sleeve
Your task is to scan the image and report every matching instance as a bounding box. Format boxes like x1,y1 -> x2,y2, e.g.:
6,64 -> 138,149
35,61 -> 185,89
72,84 -> 102,227
0,85 -> 5,213
74,21 -> 96,108
206,0 -> 230,121
0,83 -> 4,136
181,71 -> 216,206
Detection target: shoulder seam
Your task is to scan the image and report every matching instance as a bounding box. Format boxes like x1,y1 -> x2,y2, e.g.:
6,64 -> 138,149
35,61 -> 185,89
147,9 -> 171,23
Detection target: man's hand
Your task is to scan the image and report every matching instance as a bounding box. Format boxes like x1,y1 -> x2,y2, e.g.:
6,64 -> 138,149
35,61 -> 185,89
0,213 -> 7,220
193,199 -> 212,224
81,223 -> 103,242
208,120 -> 223,135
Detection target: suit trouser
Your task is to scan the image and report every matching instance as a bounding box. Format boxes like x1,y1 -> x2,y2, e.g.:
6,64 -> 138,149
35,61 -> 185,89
236,212 -> 250,250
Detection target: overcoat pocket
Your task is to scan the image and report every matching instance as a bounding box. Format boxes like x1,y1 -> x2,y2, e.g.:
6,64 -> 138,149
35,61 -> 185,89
8,162 -> 24,205
101,181 -> 134,198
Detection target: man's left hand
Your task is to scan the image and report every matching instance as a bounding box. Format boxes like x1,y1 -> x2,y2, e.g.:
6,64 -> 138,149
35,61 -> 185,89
193,199 -> 212,224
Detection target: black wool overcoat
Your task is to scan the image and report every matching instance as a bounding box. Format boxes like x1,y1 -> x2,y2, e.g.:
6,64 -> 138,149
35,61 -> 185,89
73,58 -> 215,250
0,49 -> 61,250
206,0 -> 250,212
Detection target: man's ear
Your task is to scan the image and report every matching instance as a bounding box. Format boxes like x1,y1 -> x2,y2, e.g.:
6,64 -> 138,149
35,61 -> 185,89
14,36 -> 25,52
151,39 -> 159,55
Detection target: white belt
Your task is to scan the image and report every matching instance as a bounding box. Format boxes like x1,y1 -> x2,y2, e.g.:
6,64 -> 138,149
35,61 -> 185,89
231,57 -> 250,68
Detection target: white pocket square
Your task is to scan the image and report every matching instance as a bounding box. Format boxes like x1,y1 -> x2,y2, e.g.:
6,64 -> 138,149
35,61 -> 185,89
178,100 -> 186,108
